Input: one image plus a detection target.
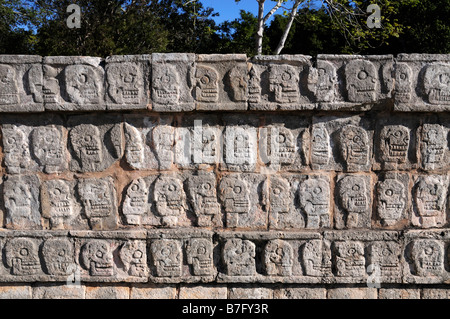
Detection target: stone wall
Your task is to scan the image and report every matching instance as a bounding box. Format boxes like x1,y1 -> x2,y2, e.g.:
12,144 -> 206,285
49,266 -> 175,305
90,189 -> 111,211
0,53 -> 449,299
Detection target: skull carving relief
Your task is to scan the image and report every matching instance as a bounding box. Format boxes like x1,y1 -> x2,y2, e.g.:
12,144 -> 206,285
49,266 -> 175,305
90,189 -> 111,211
263,126 -> 296,165
70,124 -> 103,171
264,239 -> 294,276
187,174 -> 221,227
5,238 -> 41,276
394,63 -> 413,102
119,241 -> 148,277
376,179 -> 406,226
46,179 -> 75,227
195,65 -> 219,102
227,66 -> 248,102
42,238 -> 75,276
337,175 -> 369,228
299,177 -> 331,229
420,124 -> 446,169
107,62 -> 142,105
219,176 -> 250,228
0,64 -> 19,105
3,125 -> 31,173
223,238 -> 256,276
153,64 -> 180,105
31,126 -> 64,173
308,60 -> 336,102
269,65 -> 299,103
42,65 -> 60,103
302,239 -> 332,277
64,64 -> 101,105
153,175 -> 186,226
248,66 -> 261,104
334,241 -> 366,277
411,239 -> 444,277
150,239 -> 182,277
345,59 -> 378,103
414,176 -> 447,228
424,63 -> 450,104
78,179 -> 113,219
311,124 -> 331,166
186,238 -> 214,276
380,125 -> 410,164
263,176 -> 291,226
123,178 -> 148,225
124,123 -> 145,167
339,125 -> 369,169
80,240 -> 114,276
4,182 -> 33,220
152,125 -> 175,170
368,241 -> 401,277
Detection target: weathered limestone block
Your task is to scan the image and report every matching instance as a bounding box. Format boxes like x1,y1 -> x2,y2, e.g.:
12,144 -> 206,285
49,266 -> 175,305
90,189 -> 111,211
67,115 -> 122,172
313,55 -> 393,110
403,229 -> 450,284
148,229 -> 216,283
249,55 -> 313,110
417,121 -> 450,171
41,237 -> 76,276
152,53 -> 195,112
153,174 -> 188,227
298,175 -> 332,229
105,55 -> 150,110
195,54 -> 248,111
411,174 -> 448,228
5,238 -> 42,276
218,173 -> 267,229
77,177 -> 118,230
42,56 -> 105,111
259,115 -> 309,171
0,55 -> 44,112
311,116 -> 373,172
375,172 -> 410,227
122,178 -> 150,226
334,174 -> 372,229
3,175 -> 41,230
374,115 -> 419,171
73,230 -> 148,283
40,179 -> 88,230
394,54 -> 450,112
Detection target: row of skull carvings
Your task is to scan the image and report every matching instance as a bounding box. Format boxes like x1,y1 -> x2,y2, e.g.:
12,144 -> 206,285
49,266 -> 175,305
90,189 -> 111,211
3,171 -> 449,231
3,115 -> 449,174
0,54 -> 449,112
0,230 -> 448,283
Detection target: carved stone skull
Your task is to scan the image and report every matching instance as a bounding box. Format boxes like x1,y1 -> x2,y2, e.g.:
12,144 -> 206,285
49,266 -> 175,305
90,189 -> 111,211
266,126 -> 295,165
153,64 -> 180,105
264,239 -> 294,276
223,238 -> 256,276
227,65 -> 248,102
420,124 -> 446,169
42,238 -> 74,276
424,63 -> 450,104
269,65 -> 299,103
107,62 -> 142,104
31,126 -> 64,172
46,180 -> 74,225
70,124 -> 103,169
299,177 -> 330,228
334,241 -> 366,277
65,64 -> 100,105
411,239 -> 444,277
0,64 -> 19,105
42,65 -> 60,103
308,60 -> 336,102
119,241 -> 148,277
376,179 -> 406,225
219,176 -> 250,214
263,176 -> 291,217
345,59 -> 378,102
78,179 -> 113,218
123,178 -> 148,223
338,176 -> 369,215
3,125 -> 30,173
339,125 -> 369,168
5,238 -> 41,275
154,175 -> 185,220
248,66 -> 261,103
414,176 -> 446,218
124,123 -> 145,166
4,182 -> 33,219
81,240 -> 114,276
311,125 -> 331,165
380,125 -> 410,164
394,62 -> 412,102
150,239 -> 182,277
186,238 -> 214,276
195,65 -> 219,102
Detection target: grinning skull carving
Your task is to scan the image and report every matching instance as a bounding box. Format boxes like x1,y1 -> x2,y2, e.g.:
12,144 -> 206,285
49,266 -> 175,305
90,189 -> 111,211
368,241 -> 401,277
4,182 -> 33,220
394,63 -> 412,102
225,126 -> 256,169
153,64 -> 180,105
263,126 -> 295,165
42,65 -> 60,103
380,125 -> 410,164
150,239 -> 182,277
414,176 -> 446,222
124,123 -> 145,167
107,62 -> 142,105
334,241 -> 366,277
187,174 -> 221,227
219,176 -> 250,227
78,179 -> 113,218
153,175 -> 186,226
31,126 -> 64,173
337,175 -> 369,228
46,180 -> 75,227
308,60 -> 336,102
0,64 -> 19,105
195,65 -> 219,102
223,238 -> 256,276
248,66 -> 261,104
119,241 -> 148,277
345,59 -> 378,103
5,238 -> 41,276
269,65 -> 299,103
64,64 -> 101,105
186,238 -> 214,276
70,124 -> 103,170
302,239 -> 332,277
152,125 -> 175,170
123,178 -> 148,225
420,124 -> 446,169
299,177 -> 330,229
227,66 -> 248,102
262,176 -> 291,224
42,238 -> 74,276
339,125 -> 369,169
264,239 -> 294,276
376,179 -> 406,226
311,124 -> 331,166
424,63 -> 450,104
3,125 -> 31,173
411,239 -> 444,277
193,125 -> 219,164
81,240 -> 114,276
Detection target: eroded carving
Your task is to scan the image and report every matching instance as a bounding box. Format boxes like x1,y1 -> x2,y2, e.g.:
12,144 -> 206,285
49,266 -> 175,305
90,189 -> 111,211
394,62 -> 412,102
413,175 -> 447,228
153,64 -> 180,105
80,240 -> 114,276
152,125 -> 175,170
223,238 -> 256,276
299,176 -> 330,229
69,124 -> 103,171
186,238 -> 214,276
153,175 -> 186,227
264,239 -> 294,276
263,176 -> 291,227
337,175 -> 369,228
424,63 -> 450,104
119,241 -> 148,277
0,64 -> 19,105
150,239 -> 182,277
187,173 -> 221,227
5,238 -> 40,275
64,64 -> 101,105
3,125 -> 31,174
248,66 -> 261,104
195,65 -> 219,102
411,239 -> 445,277
339,125 -> 369,170
219,176 -> 250,228
376,179 -> 407,226
269,65 -> 299,103
78,179 -> 114,219
45,179 -> 75,228
334,241 -> 366,277
311,124 -> 331,166
420,124 -> 446,169
124,123 -> 145,167
42,65 -> 60,103
345,59 -> 378,102
107,62 -> 142,105
262,126 -> 296,166
31,126 -> 65,173
302,240 -> 332,277
308,61 -> 336,102
368,241 -> 401,278
123,178 -> 148,225
379,125 -> 410,164
42,238 -> 74,276
227,65 -> 248,102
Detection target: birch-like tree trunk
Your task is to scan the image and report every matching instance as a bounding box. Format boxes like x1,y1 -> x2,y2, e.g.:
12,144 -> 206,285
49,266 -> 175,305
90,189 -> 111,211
274,0 -> 302,54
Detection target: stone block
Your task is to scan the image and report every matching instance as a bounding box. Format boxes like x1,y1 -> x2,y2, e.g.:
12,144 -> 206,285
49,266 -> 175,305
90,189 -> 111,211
85,286 -> 130,299
0,285 -> 32,299
327,287 -> 378,299
378,288 -> 420,299
33,284 -> 85,299
274,287 -> 326,299
130,284 -> 178,299
228,286 -> 273,299
422,288 -> 450,299
179,285 -> 227,299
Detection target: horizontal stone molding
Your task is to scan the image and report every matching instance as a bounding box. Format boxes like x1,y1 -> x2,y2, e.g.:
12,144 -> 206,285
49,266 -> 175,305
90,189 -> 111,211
0,54 -> 449,112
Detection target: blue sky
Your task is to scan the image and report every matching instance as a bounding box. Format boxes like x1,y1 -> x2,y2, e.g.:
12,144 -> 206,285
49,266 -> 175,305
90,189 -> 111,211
200,0 -> 263,24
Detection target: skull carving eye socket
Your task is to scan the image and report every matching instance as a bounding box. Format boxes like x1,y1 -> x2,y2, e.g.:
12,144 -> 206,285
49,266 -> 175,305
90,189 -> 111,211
399,73 -> 407,81
20,248 -> 29,256
202,183 -> 212,191
84,135 -> 92,143
58,249 -> 66,257
352,185 -> 360,191
200,76 -> 210,85
7,137 -> 16,144
358,70 -> 368,80
385,189 -> 393,196
168,184 -> 177,192
353,135 -> 362,143
348,248 -> 356,255
276,134 -> 286,143
282,72 -> 292,81
233,186 -> 242,194
133,250 -> 143,259
313,186 -> 322,195
197,246 -> 206,255
161,247 -> 171,257
440,73 -> 450,84
273,187 -> 282,195
96,250 -> 104,259
131,184 -> 139,192
53,188 -> 61,196
424,246 -> 434,256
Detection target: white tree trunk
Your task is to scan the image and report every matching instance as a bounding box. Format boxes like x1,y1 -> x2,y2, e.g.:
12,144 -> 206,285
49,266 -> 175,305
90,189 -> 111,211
274,0 -> 302,55
256,0 -> 266,55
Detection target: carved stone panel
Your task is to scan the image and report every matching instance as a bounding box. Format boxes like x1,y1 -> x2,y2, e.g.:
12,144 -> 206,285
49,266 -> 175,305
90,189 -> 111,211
307,60 -> 337,103
264,239 -> 294,276
375,173 -> 409,227
223,238 -> 256,276
30,125 -> 66,173
4,238 -> 41,276
298,175 -> 331,229
185,238 -> 214,276
119,241 -> 148,277
301,239 -> 332,277
419,123 -> 449,170
333,241 -> 366,278
122,178 -> 149,226
153,174 -> 187,227
80,239 -> 115,277
2,124 -> 33,174
150,239 -> 182,277
42,238 -> 75,276
223,125 -> 257,172
367,241 -> 402,282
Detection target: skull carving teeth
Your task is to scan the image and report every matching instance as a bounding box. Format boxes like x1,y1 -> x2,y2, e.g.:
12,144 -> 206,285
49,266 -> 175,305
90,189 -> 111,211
424,63 -> 450,104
